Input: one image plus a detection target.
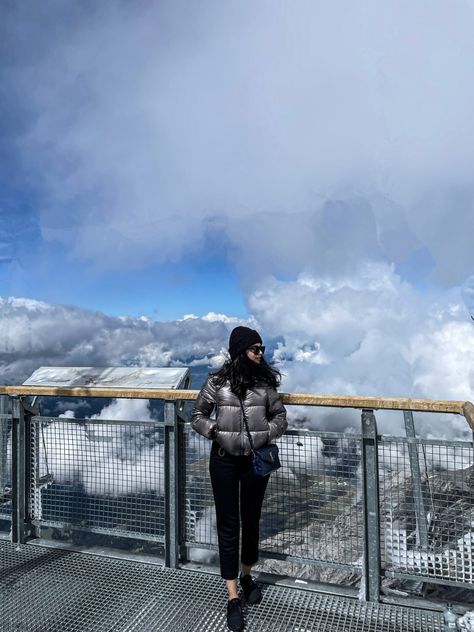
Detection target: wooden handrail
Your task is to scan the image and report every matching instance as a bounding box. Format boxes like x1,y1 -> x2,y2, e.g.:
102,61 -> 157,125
0,384 -> 473,429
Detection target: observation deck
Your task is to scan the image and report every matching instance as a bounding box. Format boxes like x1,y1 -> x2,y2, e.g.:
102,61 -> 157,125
1,367 -> 473,631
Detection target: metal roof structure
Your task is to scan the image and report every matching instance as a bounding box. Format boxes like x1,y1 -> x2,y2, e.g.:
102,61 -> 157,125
22,366 -> 190,390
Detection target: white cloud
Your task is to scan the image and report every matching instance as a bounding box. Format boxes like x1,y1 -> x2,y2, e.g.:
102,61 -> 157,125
37,421 -> 88,485
3,1 -> 474,291
201,312 -> 247,324
21,416 -> 167,497
3,264 -> 474,439
15,400 -> 166,498
249,263 -> 474,437
89,398 -> 153,422
82,442 -> 165,497
0,295 -> 234,385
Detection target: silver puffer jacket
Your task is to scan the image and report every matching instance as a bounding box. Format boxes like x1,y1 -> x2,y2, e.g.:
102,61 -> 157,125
191,375 -> 287,456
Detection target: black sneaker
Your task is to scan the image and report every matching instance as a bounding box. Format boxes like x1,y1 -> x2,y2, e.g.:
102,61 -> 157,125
239,574 -> 262,605
226,597 -> 244,631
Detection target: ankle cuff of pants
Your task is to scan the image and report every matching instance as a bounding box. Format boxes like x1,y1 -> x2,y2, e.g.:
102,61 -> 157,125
241,558 -> 258,567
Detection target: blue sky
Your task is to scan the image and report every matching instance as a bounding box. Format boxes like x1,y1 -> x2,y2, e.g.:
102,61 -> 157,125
0,128 -> 247,320
0,226 -> 247,321
1,253 -> 247,321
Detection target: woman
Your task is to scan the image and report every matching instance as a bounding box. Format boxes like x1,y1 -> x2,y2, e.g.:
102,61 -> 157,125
191,326 -> 287,632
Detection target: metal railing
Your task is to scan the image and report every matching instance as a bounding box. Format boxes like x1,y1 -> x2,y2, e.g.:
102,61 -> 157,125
0,386 -> 473,604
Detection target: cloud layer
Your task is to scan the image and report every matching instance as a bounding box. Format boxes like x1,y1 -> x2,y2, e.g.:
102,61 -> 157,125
0,296 -> 234,385
3,1 -> 474,289
249,262 -> 474,436
2,271 -> 474,438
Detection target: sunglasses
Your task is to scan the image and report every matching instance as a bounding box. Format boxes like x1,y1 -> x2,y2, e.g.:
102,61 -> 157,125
247,345 -> 265,355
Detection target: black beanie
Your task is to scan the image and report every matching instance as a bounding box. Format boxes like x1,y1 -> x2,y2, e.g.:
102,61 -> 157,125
228,326 -> 263,361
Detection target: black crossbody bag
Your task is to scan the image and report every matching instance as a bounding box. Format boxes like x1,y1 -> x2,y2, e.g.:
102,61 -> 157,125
239,398 -> 281,477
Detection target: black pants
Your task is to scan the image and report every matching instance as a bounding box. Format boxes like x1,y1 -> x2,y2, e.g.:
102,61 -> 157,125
209,441 -> 269,580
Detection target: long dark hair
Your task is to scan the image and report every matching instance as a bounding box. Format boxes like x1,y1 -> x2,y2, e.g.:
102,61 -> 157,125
212,352 -> 281,398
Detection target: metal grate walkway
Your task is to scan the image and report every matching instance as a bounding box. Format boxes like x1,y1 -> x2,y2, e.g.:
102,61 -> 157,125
0,541 -> 443,631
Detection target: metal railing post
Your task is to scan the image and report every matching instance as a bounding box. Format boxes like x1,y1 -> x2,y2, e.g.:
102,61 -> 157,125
164,400 -> 179,568
402,411 -> 429,595
403,411 -> 429,549
361,408 -> 381,602
0,395 -> 9,499
11,397 -> 36,544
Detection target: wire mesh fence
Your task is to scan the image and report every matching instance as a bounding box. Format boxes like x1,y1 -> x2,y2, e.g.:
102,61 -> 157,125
0,415 -> 11,531
4,399 -> 474,594
379,436 -> 474,585
29,417 -> 166,545
182,425 -> 363,574
182,420 -> 474,591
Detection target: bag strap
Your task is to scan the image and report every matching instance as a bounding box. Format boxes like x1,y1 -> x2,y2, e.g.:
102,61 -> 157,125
239,396 -> 255,454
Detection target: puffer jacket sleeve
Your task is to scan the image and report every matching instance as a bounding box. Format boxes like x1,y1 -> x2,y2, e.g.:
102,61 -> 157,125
191,375 -> 219,439
267,387 -> 288,442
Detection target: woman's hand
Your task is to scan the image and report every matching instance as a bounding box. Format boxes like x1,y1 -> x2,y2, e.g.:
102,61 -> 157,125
266,388 -> 288,442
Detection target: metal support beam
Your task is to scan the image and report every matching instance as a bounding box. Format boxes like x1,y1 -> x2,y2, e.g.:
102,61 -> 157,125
164,401 -> 179,568
11,398 -> 35,543
402,411 -> 429,595
403,411 -> 429,550
0,395 -> 9,499
361,409 -> 381,602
